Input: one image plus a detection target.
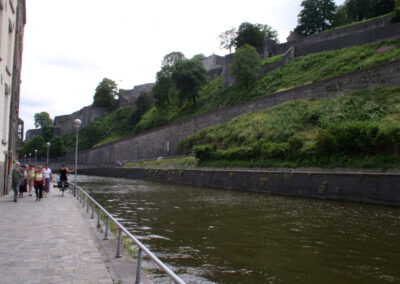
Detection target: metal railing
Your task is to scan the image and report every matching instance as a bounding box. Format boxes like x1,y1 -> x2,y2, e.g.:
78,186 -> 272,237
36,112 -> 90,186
69,183 -> 186,284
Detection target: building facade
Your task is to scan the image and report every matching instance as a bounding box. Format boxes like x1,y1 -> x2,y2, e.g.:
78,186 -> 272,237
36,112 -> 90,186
0,0 -> 26,196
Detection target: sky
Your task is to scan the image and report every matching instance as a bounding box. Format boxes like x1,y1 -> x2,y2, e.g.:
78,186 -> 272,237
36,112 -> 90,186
20,0 -> 345,135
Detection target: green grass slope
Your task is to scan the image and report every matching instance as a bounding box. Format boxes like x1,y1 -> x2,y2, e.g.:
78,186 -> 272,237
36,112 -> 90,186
179,87 -> 400,169
61,39 -> 400,153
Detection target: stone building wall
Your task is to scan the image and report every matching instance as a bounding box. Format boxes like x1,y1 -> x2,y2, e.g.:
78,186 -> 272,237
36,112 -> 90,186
118,83 -> 155,107
60,59 -> 400,167
53,105 -> 109,136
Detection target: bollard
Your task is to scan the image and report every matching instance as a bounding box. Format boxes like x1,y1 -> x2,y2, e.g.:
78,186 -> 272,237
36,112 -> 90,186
104,217 -> 109,240
135,248 -> 143,284
116,229 -> 122,258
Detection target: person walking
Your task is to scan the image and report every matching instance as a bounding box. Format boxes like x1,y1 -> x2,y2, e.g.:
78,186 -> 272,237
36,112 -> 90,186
18,165 -> 28,198
27,164 -> 35,197
34,166 -> 44,201
42,163 -> 52,198
11,161 -> 24,202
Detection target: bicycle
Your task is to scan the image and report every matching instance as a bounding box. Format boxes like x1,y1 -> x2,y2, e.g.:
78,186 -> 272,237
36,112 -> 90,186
58,180 -> 69,197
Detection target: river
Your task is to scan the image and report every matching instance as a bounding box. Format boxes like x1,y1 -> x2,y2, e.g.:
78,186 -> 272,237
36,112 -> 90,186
77,175 -> 400,283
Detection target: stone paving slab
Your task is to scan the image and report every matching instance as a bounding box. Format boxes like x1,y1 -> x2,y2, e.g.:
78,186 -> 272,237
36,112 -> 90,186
0,187 -> 114,284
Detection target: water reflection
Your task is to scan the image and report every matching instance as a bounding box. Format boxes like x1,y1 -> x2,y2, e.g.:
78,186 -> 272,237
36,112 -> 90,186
79,175 -> 400,284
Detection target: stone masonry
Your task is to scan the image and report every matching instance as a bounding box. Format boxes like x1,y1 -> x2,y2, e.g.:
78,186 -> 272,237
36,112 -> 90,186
59,59 -> 400,167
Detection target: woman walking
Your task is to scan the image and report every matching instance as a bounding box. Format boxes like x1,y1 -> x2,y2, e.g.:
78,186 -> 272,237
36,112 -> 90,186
18,165 -> 28,198
42,163 -> 52,198
34,166 -> 44,201
27,164 -> 35,197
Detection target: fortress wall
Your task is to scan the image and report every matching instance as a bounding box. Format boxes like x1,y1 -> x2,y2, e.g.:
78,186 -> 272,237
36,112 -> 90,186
60,60 -> 400,166
53,105 -> 109,136
276,16 -> 400,56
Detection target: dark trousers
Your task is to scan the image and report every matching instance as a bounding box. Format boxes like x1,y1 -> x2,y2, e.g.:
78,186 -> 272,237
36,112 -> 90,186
35,183 -> 43,199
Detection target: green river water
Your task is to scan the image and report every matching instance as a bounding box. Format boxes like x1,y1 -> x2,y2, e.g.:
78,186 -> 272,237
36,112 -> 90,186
78,175 -> 400,284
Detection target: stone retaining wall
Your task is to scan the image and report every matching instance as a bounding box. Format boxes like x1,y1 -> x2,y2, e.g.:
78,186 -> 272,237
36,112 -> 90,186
80,167 -> 400,206
61,59 -> 400,166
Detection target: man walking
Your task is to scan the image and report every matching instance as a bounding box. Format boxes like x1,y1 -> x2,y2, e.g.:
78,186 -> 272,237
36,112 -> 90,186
12,161 -> 24,202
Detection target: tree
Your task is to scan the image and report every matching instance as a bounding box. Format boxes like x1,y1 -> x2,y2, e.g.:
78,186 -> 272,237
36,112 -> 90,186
345,0 -> 394,22
131,92 -> 153,125
230,45 -> 261,91
234,22 -> 266,51
295,0 -> 337,36
171,59 -> 208,105
234,22 -> 279,52
93,78 -> 119,110
255,24 -> 279,42
218,27 -> 237,53
192,53 -> 206,62
162,51 -> 186,67
34,112 -> 52,128
49,136 -> 66,158
392,0 -> 400,22
152,65 -> 175,107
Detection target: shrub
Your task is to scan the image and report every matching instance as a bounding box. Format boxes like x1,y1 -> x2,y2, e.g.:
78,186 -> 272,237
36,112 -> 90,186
193,144 -> 216,161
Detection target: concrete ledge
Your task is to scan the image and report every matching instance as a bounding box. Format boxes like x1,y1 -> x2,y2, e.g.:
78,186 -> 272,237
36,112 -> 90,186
80,168 -> 400,207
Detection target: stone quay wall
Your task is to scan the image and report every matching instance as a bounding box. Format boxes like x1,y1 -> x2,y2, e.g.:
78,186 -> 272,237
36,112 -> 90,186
80,167 -> 400,207
60,59 -> 400,166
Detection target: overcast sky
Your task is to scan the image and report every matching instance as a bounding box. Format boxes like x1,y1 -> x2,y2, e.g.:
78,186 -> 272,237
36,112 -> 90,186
20,0 -> 345,135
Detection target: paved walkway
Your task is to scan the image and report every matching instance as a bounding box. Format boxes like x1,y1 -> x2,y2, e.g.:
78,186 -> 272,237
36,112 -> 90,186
0,186 -> 114,284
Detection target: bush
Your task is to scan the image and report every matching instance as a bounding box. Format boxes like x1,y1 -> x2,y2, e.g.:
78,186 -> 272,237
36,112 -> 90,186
193,144 -> 216,161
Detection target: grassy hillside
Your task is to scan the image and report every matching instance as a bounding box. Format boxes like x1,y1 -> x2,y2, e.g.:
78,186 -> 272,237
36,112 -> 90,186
178,87 -> 400,169
62,39 -> 400,152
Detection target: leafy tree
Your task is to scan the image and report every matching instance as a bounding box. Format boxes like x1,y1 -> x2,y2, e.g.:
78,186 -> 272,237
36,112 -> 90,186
131,92 -> 153,125
254,24 -> 279,42
295,0 -> 337,36
171,59 -> 208,105
234,22 -> 267,51
345,0 -> 394,21
333,4 -> 352,27
34,112 -> 53,128
231,44 -> 261,91
218,27 -> 237,53
49,136 -> 66,158
162,51 -> 186,67
234,22 -> 278,52
392,0 -> 400,22
20,135 -> 45,158
152,65 -> 175,107
93,78 -> 119,110
192,54 -> 206,62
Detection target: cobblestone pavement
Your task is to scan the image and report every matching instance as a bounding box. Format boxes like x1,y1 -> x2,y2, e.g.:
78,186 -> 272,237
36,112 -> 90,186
0,187 -> 114,284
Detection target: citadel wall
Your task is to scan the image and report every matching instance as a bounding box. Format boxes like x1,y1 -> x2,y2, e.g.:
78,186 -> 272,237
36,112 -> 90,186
59,59 -> 400,167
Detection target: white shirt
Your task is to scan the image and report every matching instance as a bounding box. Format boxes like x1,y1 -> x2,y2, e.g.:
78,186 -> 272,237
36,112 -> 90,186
42,168 -> 52,179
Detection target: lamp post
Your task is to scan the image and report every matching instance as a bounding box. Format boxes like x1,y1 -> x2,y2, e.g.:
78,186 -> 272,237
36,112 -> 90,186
24,155 -> 26,163
34,149 -> 38,166
29,153 -> 31,162
46,142 -> 51,165
73,119 -> 82,197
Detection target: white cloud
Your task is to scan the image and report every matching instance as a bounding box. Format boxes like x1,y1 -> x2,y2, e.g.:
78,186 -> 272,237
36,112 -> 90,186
20,0 -> 345,135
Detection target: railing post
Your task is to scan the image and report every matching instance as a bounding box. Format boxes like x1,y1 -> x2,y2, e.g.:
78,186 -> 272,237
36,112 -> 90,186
97,209 -> 101,228
135,248 -> 143,284
116,229 -> 122,258
82,196 -> 85,207
91,203 -> 94,219
86,199 -> 89,213
104,217 -> 109,240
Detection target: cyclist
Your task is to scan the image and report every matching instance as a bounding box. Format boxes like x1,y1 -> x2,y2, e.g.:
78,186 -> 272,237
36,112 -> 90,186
59,164 -> 74,196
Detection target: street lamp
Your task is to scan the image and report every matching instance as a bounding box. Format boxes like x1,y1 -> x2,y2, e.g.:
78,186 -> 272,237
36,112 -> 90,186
46,142 -> 51,165
34,149 -> 38,166
29,153 -> 31,162
73,119 -> 82,197
24,155 -> 27,163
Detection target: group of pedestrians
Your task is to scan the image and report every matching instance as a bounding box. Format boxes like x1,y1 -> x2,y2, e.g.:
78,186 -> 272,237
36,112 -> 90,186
11,161 -> 53,202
